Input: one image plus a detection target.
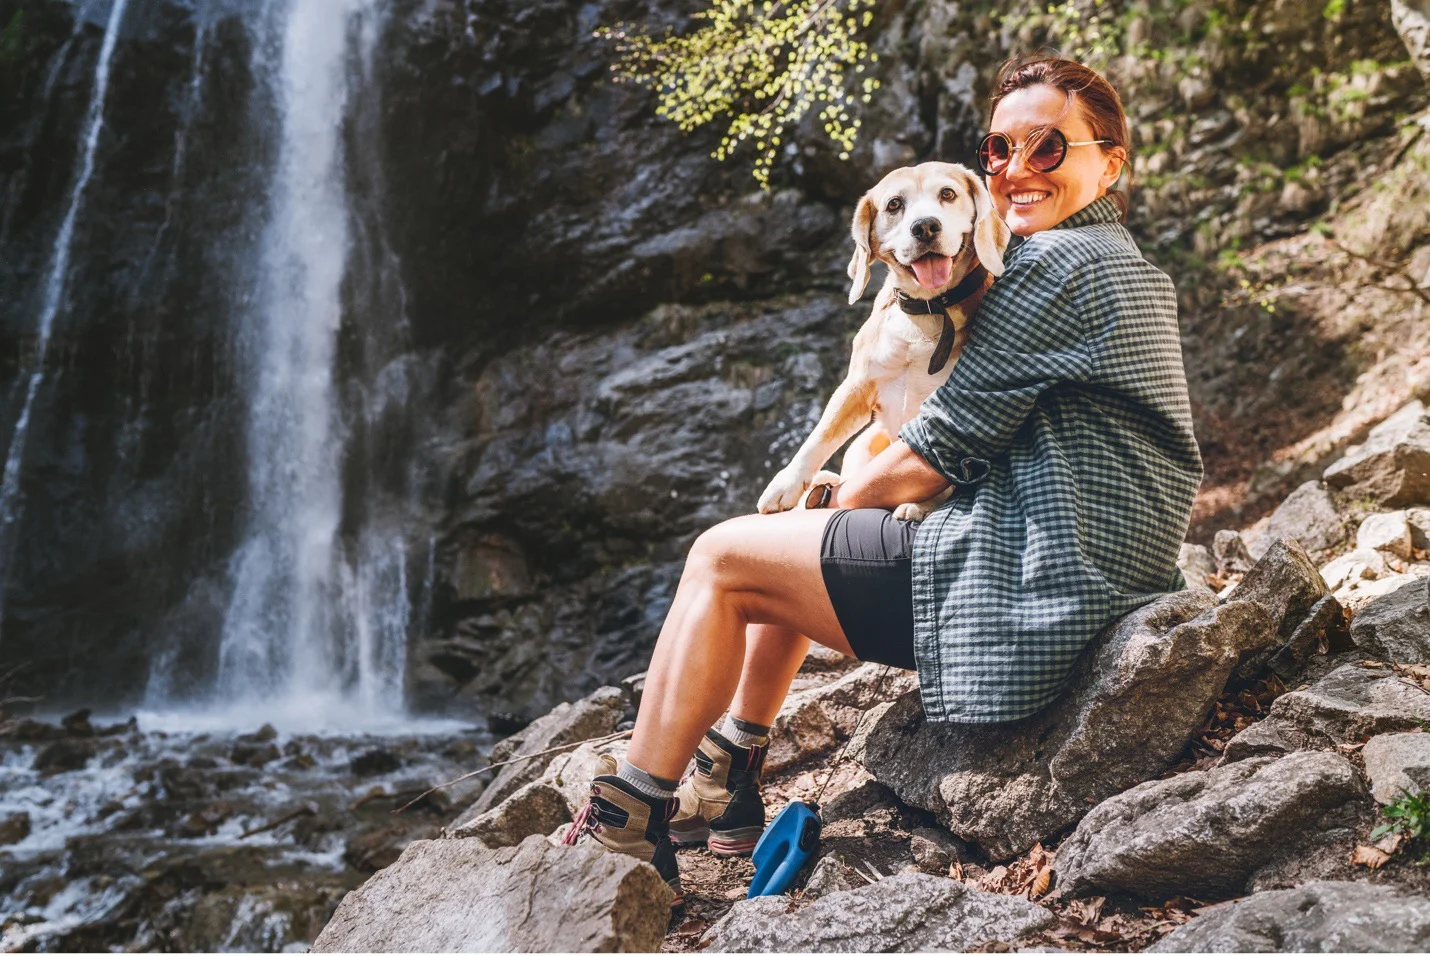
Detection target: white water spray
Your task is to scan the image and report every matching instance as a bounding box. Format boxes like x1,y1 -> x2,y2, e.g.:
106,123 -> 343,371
0,0 -> 130,589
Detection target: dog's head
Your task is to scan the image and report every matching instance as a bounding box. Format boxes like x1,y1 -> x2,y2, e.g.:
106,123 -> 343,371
845,162 -> 1012,306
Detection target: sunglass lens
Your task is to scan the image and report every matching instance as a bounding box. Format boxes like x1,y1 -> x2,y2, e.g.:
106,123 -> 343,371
978,134 -> 1010,174
1029,130 -> 1067,171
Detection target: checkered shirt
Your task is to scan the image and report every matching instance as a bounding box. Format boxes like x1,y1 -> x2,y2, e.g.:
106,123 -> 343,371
898,194 -> 1203,723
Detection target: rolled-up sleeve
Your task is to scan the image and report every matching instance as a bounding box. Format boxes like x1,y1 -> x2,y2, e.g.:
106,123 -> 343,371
898,257 -> 1096,480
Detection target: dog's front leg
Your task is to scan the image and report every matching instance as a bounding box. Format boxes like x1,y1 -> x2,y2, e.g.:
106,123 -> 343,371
758,379 -> 874,514
893,486 -> 954,522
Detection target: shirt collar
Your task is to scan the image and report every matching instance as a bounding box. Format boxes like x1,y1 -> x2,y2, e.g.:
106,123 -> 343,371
1050,193 -> 1123,231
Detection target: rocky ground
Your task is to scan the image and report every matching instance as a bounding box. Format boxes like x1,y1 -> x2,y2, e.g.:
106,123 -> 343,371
307,396 -> 1430,953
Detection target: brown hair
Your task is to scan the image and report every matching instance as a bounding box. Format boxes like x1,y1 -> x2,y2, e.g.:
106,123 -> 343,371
987,54 -> 1132,220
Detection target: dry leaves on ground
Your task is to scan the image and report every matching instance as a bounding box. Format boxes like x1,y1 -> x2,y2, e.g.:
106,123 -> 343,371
1165,674 -> 1287,774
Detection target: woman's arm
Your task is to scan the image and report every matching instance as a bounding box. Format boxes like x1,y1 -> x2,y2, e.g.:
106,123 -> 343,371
829,438 -> 950,510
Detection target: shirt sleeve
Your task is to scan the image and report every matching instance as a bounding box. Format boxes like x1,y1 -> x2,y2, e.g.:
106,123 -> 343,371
898,255 -> 1097,482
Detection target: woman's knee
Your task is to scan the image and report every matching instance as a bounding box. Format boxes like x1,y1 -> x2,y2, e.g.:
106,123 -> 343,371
686,518 -> 749,588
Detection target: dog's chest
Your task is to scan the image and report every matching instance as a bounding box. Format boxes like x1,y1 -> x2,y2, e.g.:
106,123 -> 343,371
868,311 -> 957,429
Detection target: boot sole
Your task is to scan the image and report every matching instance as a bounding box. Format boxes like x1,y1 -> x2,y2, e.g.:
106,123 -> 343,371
671,825 -> 762,856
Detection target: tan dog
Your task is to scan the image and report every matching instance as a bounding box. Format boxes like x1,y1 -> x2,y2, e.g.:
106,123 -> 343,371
757,162 -> 1012,520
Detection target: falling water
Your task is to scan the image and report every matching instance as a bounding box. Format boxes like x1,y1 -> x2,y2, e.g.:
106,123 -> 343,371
209,0 -> 409,724
0,0 -> 130,602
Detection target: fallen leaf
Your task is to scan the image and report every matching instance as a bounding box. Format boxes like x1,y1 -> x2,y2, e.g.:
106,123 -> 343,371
948,859 -> 965,881
1030,866 -> 1051,898
1374,831 -> 1407,855
1349,844 -> 1391,869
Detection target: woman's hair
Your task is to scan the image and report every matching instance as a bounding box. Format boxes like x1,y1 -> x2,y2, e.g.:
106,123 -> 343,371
987,54 -> 1132,220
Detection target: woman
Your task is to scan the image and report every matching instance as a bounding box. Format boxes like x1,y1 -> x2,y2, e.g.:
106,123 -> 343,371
561,55 -> 1203,901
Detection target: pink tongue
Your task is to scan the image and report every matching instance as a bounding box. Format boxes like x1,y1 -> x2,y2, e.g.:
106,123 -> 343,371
912,254 -> 953,290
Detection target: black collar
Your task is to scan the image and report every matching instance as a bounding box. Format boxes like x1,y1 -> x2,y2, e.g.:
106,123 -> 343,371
894,264 -> 989,375
895,264 -> 988,317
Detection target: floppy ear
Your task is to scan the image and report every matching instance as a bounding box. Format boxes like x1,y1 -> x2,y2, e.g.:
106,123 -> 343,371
969,172 -> 1012,278
845,192 -> 878,305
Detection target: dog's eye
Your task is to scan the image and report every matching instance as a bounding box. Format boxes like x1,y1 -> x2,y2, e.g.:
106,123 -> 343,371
940,187 -> 957,202
885,196 -> 903,213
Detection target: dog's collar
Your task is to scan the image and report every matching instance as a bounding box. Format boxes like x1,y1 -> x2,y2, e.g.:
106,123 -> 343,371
895,264 -> 989,375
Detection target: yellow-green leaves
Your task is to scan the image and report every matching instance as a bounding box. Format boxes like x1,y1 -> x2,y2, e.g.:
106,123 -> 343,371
595,0 -> 880,188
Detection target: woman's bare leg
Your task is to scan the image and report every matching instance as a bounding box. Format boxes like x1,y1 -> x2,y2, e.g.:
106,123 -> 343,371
627,509 -> 855,780
728,624 -> 811,728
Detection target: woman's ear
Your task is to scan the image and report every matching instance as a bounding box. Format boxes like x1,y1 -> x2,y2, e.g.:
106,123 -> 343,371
1100,147 -> 1128,192
846,193 -> 878,305
970,173 -> 1011,278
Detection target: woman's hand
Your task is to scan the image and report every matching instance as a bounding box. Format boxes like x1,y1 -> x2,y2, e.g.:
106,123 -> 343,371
829,438 -> 950,510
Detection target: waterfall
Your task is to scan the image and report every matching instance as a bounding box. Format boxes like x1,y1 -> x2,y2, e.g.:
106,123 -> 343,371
208,0 -> 410,725
0,0 -> 130,613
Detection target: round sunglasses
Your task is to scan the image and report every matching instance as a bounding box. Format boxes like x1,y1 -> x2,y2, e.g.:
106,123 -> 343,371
976,128 -> 1113,177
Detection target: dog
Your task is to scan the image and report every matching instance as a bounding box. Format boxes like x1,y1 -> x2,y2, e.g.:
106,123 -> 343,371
757,162 -> 1012,520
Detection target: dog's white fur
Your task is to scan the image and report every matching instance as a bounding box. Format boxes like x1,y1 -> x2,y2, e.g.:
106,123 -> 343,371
758,162 -> 1012,519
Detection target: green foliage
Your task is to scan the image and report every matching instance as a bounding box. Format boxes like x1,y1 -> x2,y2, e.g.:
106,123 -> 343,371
1321,0 -> 1345,20
1371,789 -> 1430,863
0,10 -> 25,63
595,0 -> 881,188
1000,0 -> 1127,68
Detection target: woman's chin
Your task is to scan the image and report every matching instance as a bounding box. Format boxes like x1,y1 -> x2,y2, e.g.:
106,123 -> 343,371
1002,203 -> 1057,235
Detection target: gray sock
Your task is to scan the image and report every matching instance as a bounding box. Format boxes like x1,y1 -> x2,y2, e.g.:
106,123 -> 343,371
720,715 -> 771,748
617,759 -> 678,800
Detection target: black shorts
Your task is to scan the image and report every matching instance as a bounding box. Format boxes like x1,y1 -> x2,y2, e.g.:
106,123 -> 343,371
819,508 -> 919,671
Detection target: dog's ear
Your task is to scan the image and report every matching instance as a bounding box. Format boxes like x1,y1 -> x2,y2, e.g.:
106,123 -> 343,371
846,191 -> 878,305
969,172 -> 1012,278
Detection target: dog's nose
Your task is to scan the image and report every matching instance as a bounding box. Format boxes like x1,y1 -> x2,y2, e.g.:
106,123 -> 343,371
910,217 -> 941,243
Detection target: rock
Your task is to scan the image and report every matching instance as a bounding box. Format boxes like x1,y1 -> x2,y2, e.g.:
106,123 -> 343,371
447,780 -> 571,847
803,855 -> 862,897
1223,662 -> 1430,760
1178,543 -> 1217,589
350,748 -> 403,777
909,827 -> 964,873
32,738 -> 96,774
1248,482 -> 1347,559
1335,570 -> 1430,614
1267,594 -> 1351,681
767,663 -> 918,774
539,739 -> 630,816
1349,577 -> 1430,661
799,643 -> 861,675
619,672 -> 646,712
312,835 -> 672,952
0,811 -> 31,845
1409,507 -> 1430,550
345,824 -> 417,873
819,779 -> 897,823
1320,548 -> 1388,590
1213,530 -> 1254,574
1150,881 -> 1430,952
1358,510 -> 1414,558
1323,400 -> 1430,507
700,872 -> 1056,952
1363,732 -> 1430,804
455,686 -> 624,826
1054,752 -> 1365,900
860,589 -> 1294,860
1392,0 -> 1430,84
1225,538 -> 1332,678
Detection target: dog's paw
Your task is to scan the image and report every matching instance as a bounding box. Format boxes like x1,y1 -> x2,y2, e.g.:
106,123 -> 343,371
811,469 -> 842,486
893,502 -> 931,522
758,468 -> 809,514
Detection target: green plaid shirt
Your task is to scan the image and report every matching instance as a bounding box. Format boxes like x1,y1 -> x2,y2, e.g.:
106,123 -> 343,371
899,194 -> 1203,723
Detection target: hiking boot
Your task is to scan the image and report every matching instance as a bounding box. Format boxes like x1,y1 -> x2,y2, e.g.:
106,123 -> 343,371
562,755 -> 683,903
669,728 -> 767,856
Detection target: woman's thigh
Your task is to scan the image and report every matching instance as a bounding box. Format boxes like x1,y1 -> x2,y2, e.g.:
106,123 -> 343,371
687,509 -> 857,658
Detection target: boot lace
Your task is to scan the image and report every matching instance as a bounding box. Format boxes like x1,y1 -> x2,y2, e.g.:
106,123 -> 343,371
563,800 -> 599,846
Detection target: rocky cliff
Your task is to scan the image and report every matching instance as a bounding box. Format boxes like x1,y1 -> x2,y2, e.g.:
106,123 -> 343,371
2,0 -> 1427,726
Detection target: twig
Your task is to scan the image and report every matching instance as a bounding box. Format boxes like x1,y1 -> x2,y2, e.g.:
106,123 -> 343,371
1328,238 -> 1430,305
394,729 -> 633,814
349,787 -> 431,812
240,805 -> 316,839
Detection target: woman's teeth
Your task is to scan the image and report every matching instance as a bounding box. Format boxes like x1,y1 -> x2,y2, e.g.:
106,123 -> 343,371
1011,191 -> 1050,206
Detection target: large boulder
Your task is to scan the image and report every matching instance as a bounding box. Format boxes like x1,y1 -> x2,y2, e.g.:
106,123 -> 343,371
1363,732 -> 1430,804
1223,661 -> 1430,760
455,686 -> 624,826
1349,577 -> 1430,661
767,662 -> 918,774
1223,538 -> 1332,677
446,780 -> 571,847
1322,400 -> 1430,507
1054,752 -> 1366,900
311,835 -> 672,952
1358,510 -> 1414,558
860,589 -> 1281,860
700,872 -> 1056,952
1150,881 -> 1430,952
1249,481 -> 1348,559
